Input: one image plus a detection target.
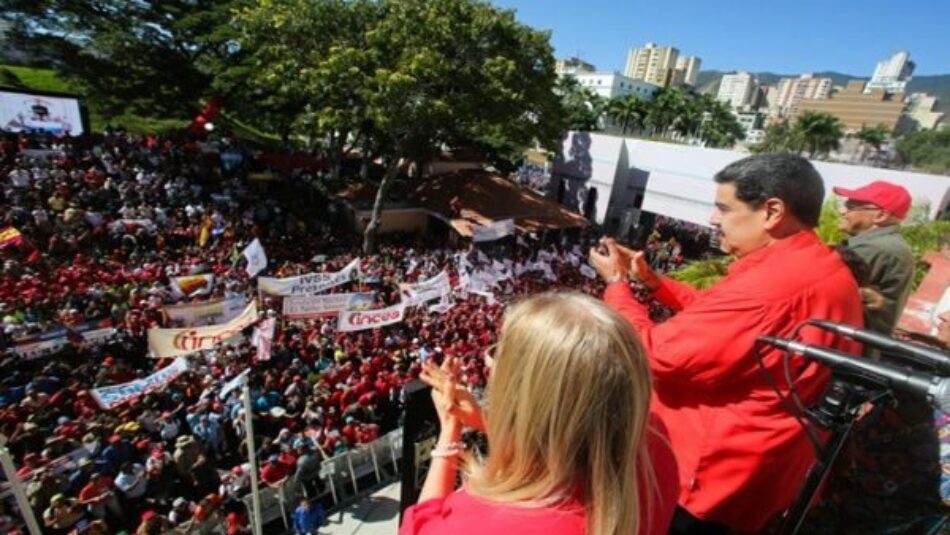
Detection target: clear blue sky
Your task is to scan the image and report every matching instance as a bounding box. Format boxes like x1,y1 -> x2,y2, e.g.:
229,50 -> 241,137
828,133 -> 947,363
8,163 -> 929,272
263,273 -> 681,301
492,0 -> 950,76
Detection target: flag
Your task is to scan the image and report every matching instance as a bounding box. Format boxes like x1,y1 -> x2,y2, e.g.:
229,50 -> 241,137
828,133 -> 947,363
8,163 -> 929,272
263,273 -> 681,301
170,274 -> 215,300
242,238 -> 268,278
0,227 -> 23,248
252,318 -> 276,361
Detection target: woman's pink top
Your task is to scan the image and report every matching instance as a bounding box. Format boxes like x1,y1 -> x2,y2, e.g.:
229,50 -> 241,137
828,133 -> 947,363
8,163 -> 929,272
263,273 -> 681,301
401,416 -> 680,535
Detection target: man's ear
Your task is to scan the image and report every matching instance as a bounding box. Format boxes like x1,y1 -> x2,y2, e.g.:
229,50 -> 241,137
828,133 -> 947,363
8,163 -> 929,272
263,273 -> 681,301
762,198 -> 787,230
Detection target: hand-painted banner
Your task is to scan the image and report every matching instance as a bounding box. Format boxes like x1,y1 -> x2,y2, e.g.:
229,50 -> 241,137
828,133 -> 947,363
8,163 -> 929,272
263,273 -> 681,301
148,302 -> 258,359
242,238 -> 268,278
282,292 -> 375,320
170,273 -> 215,300
163,296 -> 247,327
472,219 -> 515,243
399,271 -> 451,306
337,303 -> 406,333
258,258 -> 361,296
91,358 -> 189,410
252,318 -> 276,362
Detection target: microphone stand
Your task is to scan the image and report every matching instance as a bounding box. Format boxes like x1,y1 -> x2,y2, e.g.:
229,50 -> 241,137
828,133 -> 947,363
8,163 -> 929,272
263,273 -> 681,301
778,377 -> 892,535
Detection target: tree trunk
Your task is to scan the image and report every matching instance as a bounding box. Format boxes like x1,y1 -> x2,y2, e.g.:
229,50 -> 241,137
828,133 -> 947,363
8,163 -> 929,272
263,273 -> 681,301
362,158 -> 403,255
359,155 -> 370,181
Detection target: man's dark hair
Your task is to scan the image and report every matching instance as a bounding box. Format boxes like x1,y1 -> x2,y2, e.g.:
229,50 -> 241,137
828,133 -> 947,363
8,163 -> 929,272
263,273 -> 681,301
714,153 -> 825,227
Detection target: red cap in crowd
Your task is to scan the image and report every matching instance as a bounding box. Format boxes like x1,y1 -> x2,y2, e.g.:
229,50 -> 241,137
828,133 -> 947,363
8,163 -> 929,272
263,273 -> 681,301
833,181 -> 912,220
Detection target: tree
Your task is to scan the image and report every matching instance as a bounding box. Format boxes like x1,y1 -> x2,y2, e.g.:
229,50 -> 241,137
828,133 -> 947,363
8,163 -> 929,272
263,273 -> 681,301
794,111 -> 844,158
646,86 -> 688,137
751,120 -> 800,153
357,0 -> 564,253
557,76 -> 605,132
236,0 -> 379,179
896,129 -> 950,175
698,97 -> 745,148
605,94 -> 646,135
2,0 -> 246,119
852,124 -> 890,164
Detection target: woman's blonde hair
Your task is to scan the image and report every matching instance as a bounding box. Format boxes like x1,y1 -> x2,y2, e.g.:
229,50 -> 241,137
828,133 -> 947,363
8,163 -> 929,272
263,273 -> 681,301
466,292 -> 656,535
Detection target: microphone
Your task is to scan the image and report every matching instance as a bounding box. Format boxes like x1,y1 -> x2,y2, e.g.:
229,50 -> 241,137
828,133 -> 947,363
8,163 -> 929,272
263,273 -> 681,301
758,336 -> 950,413
808,320 -> 950,374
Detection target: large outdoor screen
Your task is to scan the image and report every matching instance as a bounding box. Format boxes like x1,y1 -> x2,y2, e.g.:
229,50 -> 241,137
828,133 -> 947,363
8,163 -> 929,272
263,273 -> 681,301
0,89 -> 84,136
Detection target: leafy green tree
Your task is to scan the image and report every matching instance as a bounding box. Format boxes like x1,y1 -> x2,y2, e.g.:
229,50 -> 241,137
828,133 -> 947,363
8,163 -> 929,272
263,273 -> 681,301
2,0 -> 247,119
557,76 -> 605,132
240,0 -> 565,253
896,129 -> 950,175
794,111 -> 844,158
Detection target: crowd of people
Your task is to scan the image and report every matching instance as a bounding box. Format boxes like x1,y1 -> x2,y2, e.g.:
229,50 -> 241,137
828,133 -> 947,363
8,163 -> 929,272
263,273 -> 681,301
0,129 -> 655,535
2,127 -> 946,535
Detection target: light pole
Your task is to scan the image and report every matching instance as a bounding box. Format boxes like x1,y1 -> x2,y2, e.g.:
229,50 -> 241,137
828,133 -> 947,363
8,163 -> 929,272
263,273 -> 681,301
241,384 -> 264,535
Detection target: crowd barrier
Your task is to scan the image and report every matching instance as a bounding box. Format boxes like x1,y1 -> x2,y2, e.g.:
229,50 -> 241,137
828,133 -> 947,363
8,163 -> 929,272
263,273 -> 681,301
243,427 -> 405,530
0,429 -> 405,534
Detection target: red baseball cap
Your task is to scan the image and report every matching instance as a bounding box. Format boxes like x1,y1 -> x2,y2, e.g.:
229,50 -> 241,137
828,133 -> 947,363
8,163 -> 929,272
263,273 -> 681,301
833,181 -> 912,220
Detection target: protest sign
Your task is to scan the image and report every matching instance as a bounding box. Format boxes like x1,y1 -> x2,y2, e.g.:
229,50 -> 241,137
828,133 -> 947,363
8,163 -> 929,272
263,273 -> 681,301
282,292 -> 375,320
337,304 -> 406,332
258,258 -> 360,296
91,358 -> 189,410
148,302 -> 258,359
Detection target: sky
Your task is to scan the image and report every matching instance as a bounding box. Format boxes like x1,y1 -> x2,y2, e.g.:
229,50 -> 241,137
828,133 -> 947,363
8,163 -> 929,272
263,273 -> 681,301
491,0 -> 950,76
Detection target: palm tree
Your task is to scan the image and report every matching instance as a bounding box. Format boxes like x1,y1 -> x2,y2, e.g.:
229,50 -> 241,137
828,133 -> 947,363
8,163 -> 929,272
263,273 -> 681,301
852,124 -> 890,164
672,96 -> 704,140
794,111 -> 844,158
605,94 -> 646,135
646,86 -> 687,137
699,99 -> 745,148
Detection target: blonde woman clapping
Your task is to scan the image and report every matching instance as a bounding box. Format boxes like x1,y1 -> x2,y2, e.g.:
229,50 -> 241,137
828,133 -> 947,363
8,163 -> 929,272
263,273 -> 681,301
401,292 -> 679,535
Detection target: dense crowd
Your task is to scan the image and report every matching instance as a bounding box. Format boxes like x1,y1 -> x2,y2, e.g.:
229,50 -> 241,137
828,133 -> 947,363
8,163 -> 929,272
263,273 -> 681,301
0,130 -> 672,535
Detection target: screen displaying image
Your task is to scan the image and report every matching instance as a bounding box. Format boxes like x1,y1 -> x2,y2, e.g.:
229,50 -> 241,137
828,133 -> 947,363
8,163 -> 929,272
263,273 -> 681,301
0,90 -> 84,136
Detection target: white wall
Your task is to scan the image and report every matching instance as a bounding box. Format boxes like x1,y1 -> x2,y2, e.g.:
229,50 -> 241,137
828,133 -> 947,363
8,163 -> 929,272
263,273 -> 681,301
554,132 -> 950,228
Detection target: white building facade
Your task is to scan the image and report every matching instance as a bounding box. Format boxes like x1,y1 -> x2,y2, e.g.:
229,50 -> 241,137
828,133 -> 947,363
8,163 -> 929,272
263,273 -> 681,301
572,72 -> 660,101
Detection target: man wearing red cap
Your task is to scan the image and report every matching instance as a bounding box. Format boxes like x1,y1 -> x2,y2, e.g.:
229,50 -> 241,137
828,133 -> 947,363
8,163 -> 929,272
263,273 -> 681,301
834,180 -> 915,334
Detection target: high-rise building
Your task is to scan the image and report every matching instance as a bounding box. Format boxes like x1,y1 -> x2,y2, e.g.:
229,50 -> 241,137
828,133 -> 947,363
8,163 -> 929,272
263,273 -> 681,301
793,80 -> 905,133
773,74 -> 833,115
555,57 -> 596,76
716,72 -> 757,109
865,51 -> 914,94
674,56 -> 702,87
625,43 -> 680,86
